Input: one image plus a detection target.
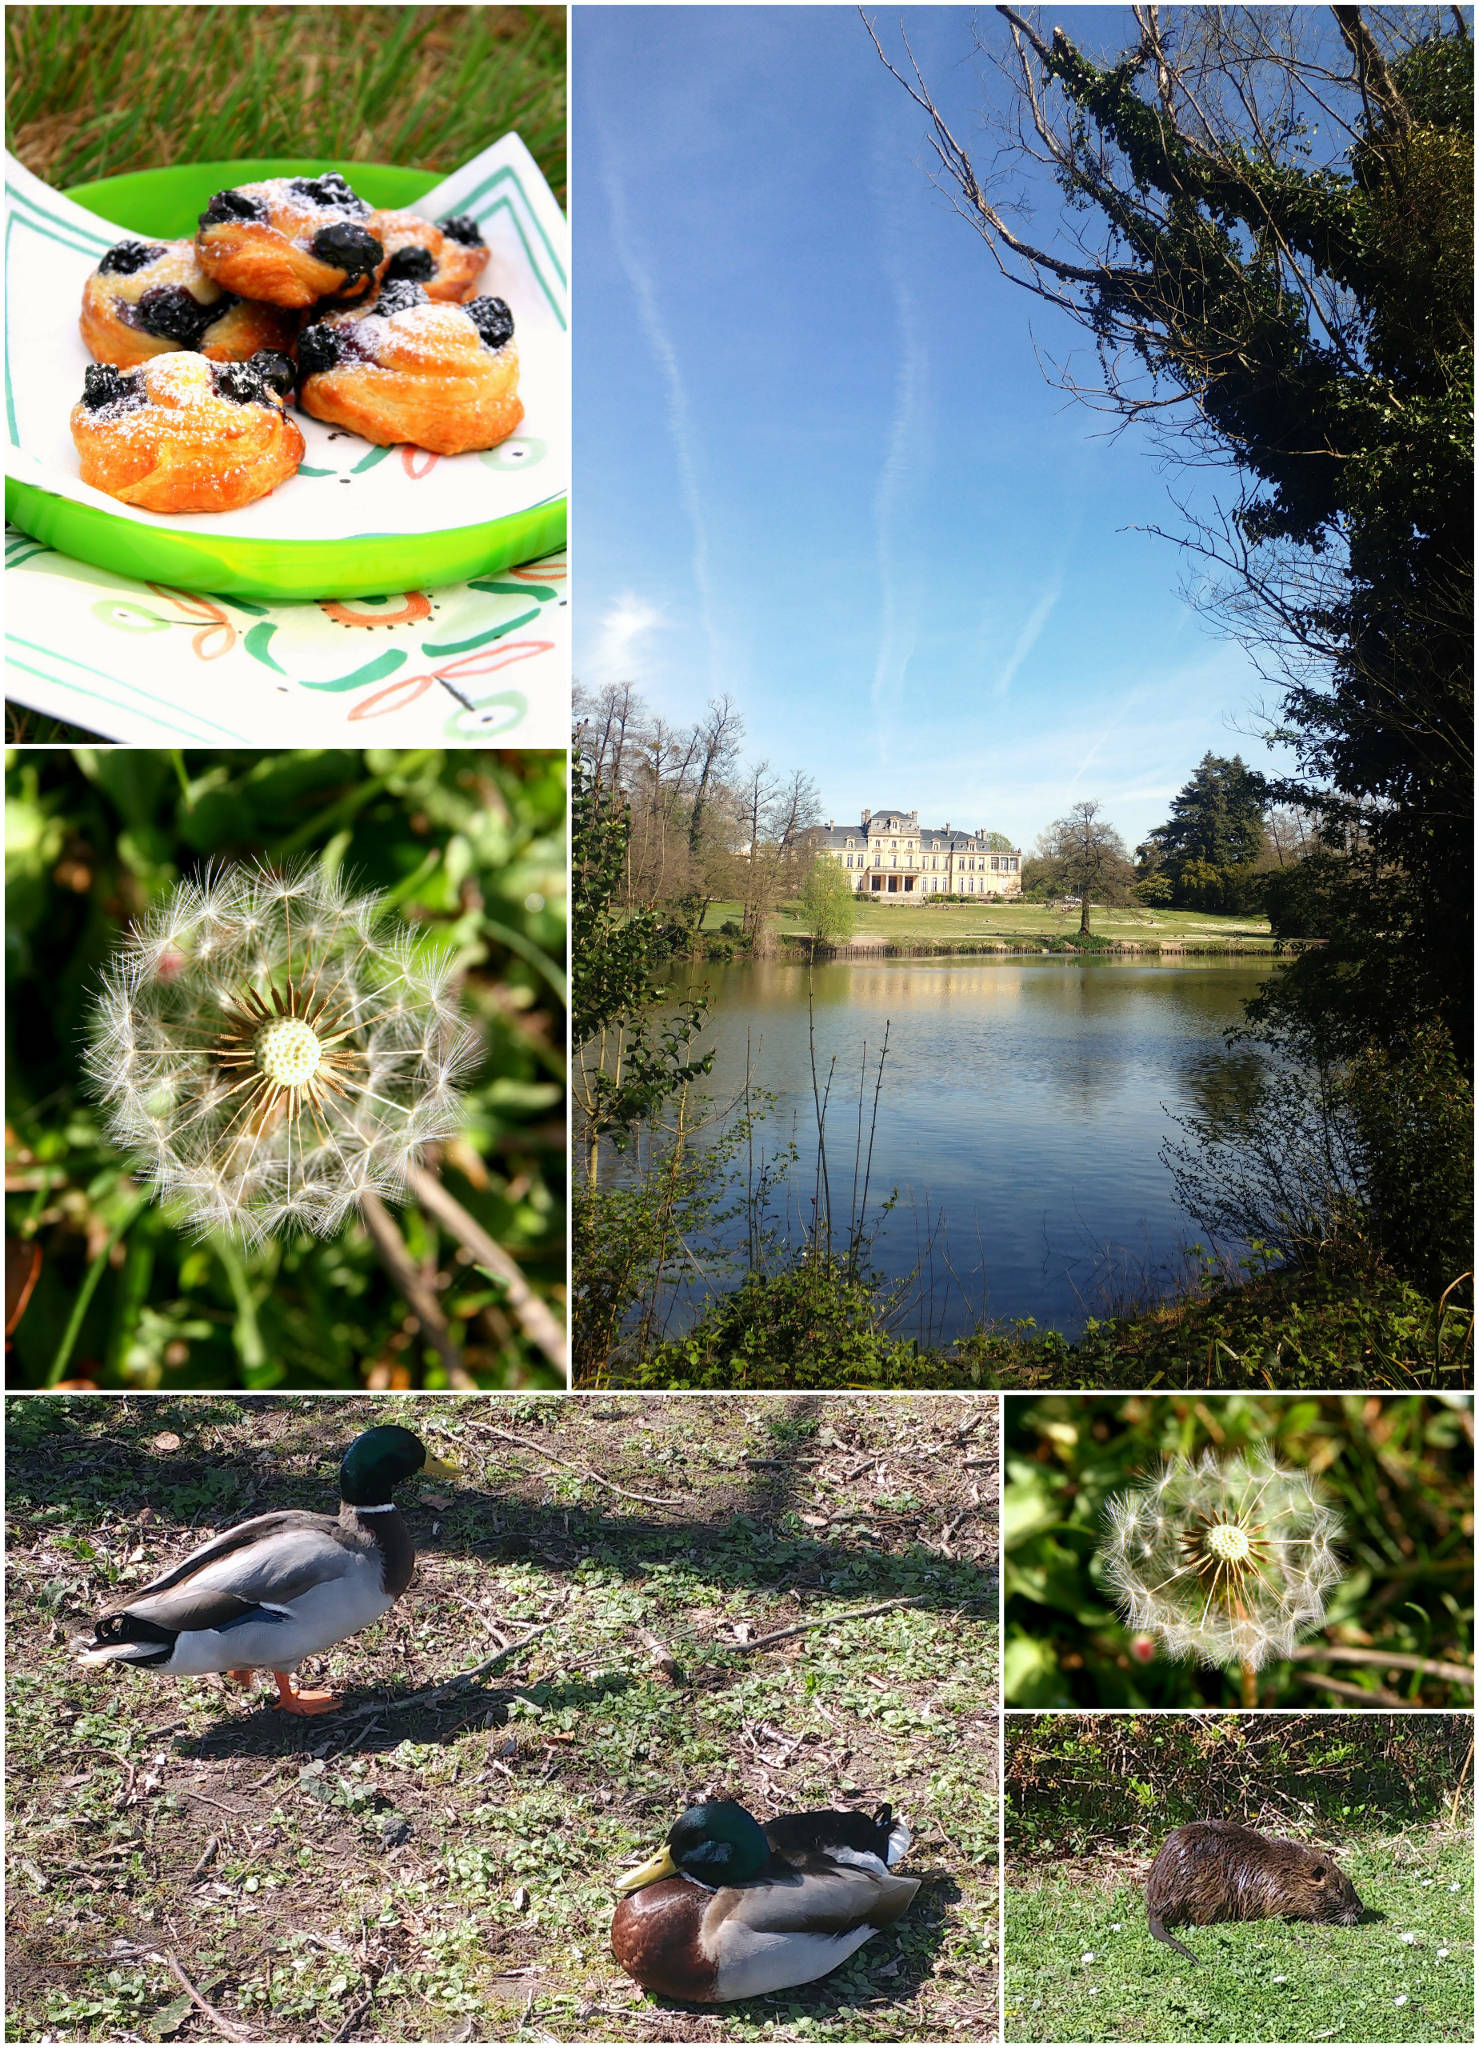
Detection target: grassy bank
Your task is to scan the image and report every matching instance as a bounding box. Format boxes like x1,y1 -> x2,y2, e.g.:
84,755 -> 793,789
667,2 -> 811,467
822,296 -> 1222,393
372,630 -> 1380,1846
5,1394 -> 999,2043
698,899 -> 1279,952
598,1258 -> 1471,1392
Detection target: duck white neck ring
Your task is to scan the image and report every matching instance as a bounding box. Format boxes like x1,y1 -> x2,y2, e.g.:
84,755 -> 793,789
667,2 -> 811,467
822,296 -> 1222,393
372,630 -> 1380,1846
353,1502 -> 397,1514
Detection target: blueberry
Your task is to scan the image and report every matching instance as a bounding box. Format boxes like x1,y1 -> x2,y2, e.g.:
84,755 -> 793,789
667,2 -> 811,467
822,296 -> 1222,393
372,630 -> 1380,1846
136,284 -> 223,347
251,351 -> 296,398
200,188 -> 266,227
81,363 -> 142,411
211,360 -> 263,405
97,239 -> 165,277
296,324 -> 342,377
373,278 -> 428,319
437,214 -> 484,247
290,171 -> 370,216
310,221 -> 383,281
466,296 -> 515,351
384,243 -> 435,283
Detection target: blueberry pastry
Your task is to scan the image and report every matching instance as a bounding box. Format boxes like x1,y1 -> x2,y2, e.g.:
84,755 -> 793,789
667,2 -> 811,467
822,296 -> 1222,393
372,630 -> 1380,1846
80,237 -> 296,370
295,281 -> 523,456
366,209 -> 489,303
195,171 -> 383,308
70,351 -> 304,513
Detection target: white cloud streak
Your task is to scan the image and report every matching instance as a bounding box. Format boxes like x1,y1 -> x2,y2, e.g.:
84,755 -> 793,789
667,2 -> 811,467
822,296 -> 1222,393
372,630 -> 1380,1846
868,119 -> 930,735
598,129 -> 724,693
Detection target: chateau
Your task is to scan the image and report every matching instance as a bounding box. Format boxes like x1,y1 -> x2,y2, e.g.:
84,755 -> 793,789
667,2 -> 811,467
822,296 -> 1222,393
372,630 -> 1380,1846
816,807 -> 1022,900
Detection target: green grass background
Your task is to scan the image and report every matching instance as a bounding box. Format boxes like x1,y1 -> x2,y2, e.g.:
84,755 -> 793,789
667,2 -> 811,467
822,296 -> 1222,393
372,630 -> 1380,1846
1003,1713 -> 1473,2043
5,5 -> 565,201
6,747 -> 566,1389
1003,1394 -> 1473,1709
5,1392 -> 1000,2043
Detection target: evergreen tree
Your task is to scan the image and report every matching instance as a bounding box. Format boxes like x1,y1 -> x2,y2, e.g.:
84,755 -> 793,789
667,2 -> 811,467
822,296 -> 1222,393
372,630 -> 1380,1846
1146,753 -> 1267,911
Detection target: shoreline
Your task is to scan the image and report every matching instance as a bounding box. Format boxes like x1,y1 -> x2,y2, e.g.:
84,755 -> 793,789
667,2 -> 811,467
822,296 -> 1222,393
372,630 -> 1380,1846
757,935 -> 1304,962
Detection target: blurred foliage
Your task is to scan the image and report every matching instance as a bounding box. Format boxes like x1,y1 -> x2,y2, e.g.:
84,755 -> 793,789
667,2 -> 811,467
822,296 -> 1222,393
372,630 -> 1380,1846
1005,1712 -> 1473,1860
1003,1395 -> 1473,1709
5,747 -> 566,1389
5,5 -> 566,204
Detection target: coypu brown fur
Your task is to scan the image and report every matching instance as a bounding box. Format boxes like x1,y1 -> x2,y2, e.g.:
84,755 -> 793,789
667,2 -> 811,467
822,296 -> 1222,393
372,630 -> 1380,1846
1145,1821 -> 1363,1964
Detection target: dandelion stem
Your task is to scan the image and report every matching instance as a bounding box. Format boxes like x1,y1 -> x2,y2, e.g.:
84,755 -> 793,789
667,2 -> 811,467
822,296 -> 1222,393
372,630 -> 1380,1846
211,1234 -> 271,1384
1239,1659 -> 1258,1708
46,1188 -> 150,1386
405,1160 -> 567,1376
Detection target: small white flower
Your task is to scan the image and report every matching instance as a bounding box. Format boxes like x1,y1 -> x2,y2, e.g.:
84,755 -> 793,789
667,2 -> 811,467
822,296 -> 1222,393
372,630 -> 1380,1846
1109,1922 -> 1124,1932
1437,1948 -> 1451,1961
1100,1444 -> 1343,1670
1393,1995 -> 1408,2007
86,862 -> 479,1245
1080,1952 -> 1096,1965
1400,1931 -> 1418,1945
1421,1878 -> 1434,1887
1272,1975 -> 1287,1984
1449,1882 -> 1461,1892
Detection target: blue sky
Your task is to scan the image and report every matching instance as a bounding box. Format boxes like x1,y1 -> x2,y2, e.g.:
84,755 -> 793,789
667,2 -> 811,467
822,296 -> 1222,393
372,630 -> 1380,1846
573,4 -> 1301,852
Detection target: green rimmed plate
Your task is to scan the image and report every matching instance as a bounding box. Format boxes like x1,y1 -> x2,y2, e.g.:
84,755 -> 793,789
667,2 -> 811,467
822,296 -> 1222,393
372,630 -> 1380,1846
3,146 -> 568,601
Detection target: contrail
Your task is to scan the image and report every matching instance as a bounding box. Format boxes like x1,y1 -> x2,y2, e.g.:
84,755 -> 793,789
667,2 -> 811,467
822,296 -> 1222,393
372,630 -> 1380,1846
869,118 -> 929,737
598,128 -> 724,693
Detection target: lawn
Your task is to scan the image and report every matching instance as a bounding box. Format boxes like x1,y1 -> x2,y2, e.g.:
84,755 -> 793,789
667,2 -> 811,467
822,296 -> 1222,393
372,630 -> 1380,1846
5,1393 -> 1000,2044
1004,1832 -> 1473,2043
700,900 -> 1278,951
1002,1713 -> 1474,2044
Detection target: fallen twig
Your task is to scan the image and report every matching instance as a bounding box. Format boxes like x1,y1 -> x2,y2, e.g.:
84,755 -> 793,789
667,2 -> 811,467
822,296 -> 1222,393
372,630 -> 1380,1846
730,1594 -> 930,1653
161,1953 -> 256,2042
330,1619 -> 561,1726
479,1425 -> 684,1509
406,1161 -> 567,1375
1292,1671 -> 1406,1708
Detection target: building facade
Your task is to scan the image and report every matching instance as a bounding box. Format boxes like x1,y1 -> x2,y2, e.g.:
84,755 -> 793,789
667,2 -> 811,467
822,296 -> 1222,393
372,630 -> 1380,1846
815,807 -> 1022,900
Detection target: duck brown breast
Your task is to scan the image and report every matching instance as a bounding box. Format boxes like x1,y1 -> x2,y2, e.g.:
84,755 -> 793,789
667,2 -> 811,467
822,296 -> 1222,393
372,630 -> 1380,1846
1146,1821 -> 1363,1964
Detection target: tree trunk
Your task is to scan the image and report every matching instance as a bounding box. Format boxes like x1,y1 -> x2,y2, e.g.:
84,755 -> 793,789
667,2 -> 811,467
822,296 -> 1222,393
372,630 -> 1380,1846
1080,895 -> 1092,936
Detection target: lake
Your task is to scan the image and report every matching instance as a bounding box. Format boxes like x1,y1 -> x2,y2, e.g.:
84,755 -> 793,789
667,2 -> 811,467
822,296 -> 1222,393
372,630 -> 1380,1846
660,953 -> 1272,1340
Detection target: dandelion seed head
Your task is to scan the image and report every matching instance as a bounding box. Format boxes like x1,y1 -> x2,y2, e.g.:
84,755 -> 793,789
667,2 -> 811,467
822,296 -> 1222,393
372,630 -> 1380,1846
85,861 -> 480,1243
1098,1444 -> 1344,1672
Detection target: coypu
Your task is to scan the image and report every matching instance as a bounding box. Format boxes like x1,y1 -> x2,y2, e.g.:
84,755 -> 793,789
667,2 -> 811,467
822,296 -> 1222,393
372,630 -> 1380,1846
1145,1821 -> 1363,1963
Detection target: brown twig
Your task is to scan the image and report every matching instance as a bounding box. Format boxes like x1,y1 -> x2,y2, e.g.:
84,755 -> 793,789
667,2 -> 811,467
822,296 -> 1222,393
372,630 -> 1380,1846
1292,1671 -> 1406,1708
479,1425 -> 683,1509
1293,1646 -> 1473,1688
161,1953 -> 256,2042
405,1161 -> 567,1375
360,1188 -> 476,1389
328,1619 -> 561,1726
730,1594 -> 930,1653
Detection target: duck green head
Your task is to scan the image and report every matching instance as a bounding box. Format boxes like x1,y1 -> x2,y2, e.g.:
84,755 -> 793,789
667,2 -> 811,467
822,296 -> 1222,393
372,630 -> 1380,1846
617,1801 -> 770,1892
339,1425 -> 457,1507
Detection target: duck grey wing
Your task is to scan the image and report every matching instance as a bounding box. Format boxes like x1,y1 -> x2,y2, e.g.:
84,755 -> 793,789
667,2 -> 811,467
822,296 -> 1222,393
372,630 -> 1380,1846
105,1511 -> 354,1634
737,1862 -> 920,1934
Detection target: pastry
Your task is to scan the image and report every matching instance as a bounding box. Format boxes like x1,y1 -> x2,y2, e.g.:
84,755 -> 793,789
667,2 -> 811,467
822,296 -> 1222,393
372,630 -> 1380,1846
80,236 -> 297,369
367,209 -> 489,302
295,280 -> 523,455
195,171 -> 382,308
71,351 -> 304,513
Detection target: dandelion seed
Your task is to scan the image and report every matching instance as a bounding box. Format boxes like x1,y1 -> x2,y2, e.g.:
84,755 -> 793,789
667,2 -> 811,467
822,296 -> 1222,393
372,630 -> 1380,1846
85,862 -> 480,1245
1099,1445 -> 1343,1672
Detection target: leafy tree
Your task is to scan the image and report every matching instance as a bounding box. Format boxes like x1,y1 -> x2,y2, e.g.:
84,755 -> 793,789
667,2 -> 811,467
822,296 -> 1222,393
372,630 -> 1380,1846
1037,799 -> 1137,935
571,756 -> 711,1187
799,856 -> 858,949
870,6 -> 1473,1059
1144,753 -> 1267,911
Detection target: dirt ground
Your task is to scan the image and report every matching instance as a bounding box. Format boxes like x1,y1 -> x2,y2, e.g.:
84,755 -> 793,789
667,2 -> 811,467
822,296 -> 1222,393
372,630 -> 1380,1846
5,1392 -> 999,2042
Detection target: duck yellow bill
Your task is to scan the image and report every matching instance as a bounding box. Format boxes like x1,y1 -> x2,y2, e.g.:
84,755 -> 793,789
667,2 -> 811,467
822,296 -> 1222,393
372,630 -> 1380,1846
423,1454 -> 459,1480
616,1845 -> 679,1893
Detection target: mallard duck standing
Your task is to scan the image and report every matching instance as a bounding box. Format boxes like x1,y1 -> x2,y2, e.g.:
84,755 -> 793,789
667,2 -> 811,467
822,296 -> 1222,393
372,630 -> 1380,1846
612,1799 -> 920,2001
75,1424 -> 454,1715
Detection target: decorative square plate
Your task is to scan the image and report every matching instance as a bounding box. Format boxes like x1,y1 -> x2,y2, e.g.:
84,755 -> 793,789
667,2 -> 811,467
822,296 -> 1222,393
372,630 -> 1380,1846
3,141 -> 567,601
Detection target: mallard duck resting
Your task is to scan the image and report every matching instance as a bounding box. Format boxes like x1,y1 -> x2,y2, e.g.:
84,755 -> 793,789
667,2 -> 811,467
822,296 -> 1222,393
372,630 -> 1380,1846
611,1800 -> 920,2002
75,1424 -> 454,1715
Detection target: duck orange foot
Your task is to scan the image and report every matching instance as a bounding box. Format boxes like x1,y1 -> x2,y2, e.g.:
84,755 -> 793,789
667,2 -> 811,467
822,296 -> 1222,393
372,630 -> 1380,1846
272,1670 -> 337,1715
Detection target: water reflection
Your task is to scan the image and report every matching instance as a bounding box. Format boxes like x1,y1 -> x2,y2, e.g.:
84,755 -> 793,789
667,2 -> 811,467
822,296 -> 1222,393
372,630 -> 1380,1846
655,955 -> 1272,1339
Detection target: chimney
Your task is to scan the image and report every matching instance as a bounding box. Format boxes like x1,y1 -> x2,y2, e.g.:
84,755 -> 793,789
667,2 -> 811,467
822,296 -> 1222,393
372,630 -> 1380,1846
909,809 -> 918,827
944,821 -> 951,834
861,807 -> 872,826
